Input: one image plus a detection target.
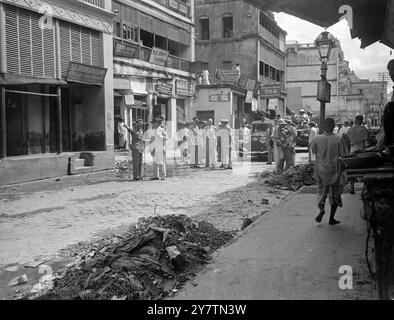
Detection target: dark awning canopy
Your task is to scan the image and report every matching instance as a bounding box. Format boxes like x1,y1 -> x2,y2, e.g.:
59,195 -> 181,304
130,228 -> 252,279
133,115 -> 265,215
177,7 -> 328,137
250,0 -> 392,49
0,73 -> 67,86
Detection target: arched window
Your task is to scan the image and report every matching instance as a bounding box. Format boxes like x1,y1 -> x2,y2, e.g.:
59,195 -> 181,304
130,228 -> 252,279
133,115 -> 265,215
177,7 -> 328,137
199,17 -> 209,40
222,13 -> 233,38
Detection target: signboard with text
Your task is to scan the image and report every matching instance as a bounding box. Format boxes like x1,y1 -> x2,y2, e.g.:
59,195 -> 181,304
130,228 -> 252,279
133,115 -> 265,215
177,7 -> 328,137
176,80 -> 195,97
215,69 -> 240,85
149,47 -> 169,66
209,92 -> 230,102
260,84 -> 282,99
66,62 -> 107,86
156,80 -> 173,95
114,42 -> 138,59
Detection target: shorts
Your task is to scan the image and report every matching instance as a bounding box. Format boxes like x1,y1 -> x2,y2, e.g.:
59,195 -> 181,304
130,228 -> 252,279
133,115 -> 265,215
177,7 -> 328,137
317,181 -> 344,207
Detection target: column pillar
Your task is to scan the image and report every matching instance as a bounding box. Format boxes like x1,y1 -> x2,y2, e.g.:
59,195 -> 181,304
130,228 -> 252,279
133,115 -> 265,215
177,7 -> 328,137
1,86 -> 6,158
57,86 -> 62,154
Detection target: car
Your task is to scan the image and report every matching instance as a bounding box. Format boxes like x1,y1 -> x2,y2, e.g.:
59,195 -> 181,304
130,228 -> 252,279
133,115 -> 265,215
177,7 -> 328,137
250,120 -> 274,160
296,126 -> 309,148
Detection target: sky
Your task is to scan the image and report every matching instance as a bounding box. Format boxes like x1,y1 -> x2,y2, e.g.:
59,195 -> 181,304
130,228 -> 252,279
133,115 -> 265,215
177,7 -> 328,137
274,12 -> 393,92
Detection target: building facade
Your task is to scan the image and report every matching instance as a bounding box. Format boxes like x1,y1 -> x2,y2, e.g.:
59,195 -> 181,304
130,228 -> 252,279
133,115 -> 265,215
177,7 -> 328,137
286,40 -> 387,121
112,0 -> 195,145
0,0 -> 114,185
194,0 -> 287,124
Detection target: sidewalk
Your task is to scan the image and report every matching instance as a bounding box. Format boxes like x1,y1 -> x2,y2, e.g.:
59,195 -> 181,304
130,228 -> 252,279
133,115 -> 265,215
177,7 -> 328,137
173,186 -> 378,300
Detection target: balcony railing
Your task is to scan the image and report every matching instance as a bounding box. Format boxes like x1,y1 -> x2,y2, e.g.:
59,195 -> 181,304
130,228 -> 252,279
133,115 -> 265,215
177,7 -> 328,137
81,0 -> 104,8
153,0 -> 191,18
115,40 -> 190,72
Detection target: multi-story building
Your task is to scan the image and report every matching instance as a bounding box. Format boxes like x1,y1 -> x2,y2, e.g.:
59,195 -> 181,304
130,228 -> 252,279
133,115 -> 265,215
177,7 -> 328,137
112,0 -> 195,145
0,0 -> 114,186
286,40 -> 387,121
194,0 -> 287,124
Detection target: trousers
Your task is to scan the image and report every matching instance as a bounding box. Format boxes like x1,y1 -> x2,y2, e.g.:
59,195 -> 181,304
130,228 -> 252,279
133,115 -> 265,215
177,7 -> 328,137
132,149 -> 143,179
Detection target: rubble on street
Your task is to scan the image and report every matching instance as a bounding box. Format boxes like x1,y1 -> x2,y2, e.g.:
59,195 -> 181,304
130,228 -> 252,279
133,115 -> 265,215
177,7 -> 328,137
260,163 -> 315,191
32,215 -> 235,300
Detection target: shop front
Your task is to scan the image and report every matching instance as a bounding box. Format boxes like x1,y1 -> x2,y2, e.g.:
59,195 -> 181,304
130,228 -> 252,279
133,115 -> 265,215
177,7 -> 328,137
191,84 -> 246,129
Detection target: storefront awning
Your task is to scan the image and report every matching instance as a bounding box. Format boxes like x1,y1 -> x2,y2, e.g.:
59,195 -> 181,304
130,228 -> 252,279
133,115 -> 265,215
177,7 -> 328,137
0,73 -> 67,86
250,0 -> 391,49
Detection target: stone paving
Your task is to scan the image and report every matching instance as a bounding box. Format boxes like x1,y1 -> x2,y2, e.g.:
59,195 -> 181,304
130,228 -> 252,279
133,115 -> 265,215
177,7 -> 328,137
0,158 -> 288,269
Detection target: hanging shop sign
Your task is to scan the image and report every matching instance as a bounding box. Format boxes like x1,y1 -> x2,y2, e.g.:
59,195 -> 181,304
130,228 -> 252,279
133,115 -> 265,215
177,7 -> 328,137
149,47 -> 169,66
156,80 -> 173,95
209,92 -> 230,102
114,42 -> 138,59
317,80 -> 331,102
245,79 -> 256,91
237,74 -> 248,89
215,69 -> 240,85
176,80 -> 195,97
124,94 -> 135,106
245,91 -> 254,103
66,62 -> 107,86
260,84 -> 282,99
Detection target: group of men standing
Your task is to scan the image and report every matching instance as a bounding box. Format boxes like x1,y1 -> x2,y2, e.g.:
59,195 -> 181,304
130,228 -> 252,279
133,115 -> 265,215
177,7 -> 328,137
266,115 -> 298,173
177,117 -> 236,169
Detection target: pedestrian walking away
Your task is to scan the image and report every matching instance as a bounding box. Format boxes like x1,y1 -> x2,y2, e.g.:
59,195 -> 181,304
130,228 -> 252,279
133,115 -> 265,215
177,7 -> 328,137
312,118 -> 349,225
126,119 -> 145,181
346,115 -> 370,194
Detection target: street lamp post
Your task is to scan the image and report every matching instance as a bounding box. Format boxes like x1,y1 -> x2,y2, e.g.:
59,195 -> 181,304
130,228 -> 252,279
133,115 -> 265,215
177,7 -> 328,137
315,31 -> 335,132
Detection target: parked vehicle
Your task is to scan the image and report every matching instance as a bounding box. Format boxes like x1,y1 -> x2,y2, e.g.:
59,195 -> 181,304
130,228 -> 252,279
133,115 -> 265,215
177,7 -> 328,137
296,126 -> 309,147
250,119 -> 274,159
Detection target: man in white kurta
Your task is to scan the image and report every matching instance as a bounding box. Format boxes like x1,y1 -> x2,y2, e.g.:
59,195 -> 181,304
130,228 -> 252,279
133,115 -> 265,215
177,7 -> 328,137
205,119 -> 217,167
118,118 -> 128,150
177,122 -> 189,164
217,120 -> 233,169
149,118 -> 167,180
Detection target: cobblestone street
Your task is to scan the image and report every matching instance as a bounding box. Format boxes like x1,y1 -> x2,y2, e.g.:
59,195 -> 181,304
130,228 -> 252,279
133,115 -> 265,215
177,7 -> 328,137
0,158 -> 297,270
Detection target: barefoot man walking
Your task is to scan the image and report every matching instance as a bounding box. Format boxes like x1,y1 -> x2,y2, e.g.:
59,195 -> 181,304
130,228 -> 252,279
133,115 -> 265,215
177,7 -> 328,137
312,118 -> 349,225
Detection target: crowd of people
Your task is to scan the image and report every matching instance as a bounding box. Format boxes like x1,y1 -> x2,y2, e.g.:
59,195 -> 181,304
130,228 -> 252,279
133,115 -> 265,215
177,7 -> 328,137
118,116 -> 251,181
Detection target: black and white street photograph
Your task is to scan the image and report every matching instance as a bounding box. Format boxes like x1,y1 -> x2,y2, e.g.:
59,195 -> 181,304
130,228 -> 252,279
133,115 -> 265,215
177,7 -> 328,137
0,0 -> 394,307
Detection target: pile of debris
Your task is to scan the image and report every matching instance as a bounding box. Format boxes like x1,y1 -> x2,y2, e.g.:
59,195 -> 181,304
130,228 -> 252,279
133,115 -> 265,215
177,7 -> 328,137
261,163 -> 315,191
114,160 -> 133,176
35,215 -> 235,300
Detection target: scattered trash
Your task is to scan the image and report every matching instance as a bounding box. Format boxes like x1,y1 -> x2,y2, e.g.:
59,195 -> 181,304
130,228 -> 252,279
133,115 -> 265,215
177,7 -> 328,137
24,259 -> 47,268
261,163 -> 315,191
55,179 -> 61,182
4,266 -> 19,272
33,215 -> 235,300
261,198 -> 269,205
7,274 -> 28,287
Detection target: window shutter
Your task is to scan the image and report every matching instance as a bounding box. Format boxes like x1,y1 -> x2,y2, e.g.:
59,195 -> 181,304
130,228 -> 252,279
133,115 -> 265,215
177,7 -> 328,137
43,28 -> 55,78
5,5 -> 19,74
140,14 -> 153,33
59,21 -> 71,78
91,30 -> 102,67
154,19 -> 167,38
31,13 -> 44,77
167,24 -> 179,42
179,29 -> 190,45
18,8 -> 32,76
81,28 -> 91,65
71,25 -> 82,63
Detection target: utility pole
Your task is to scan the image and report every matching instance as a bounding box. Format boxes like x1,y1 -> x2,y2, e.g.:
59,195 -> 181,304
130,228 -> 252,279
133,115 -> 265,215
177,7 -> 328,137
377,72 -> 389,126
